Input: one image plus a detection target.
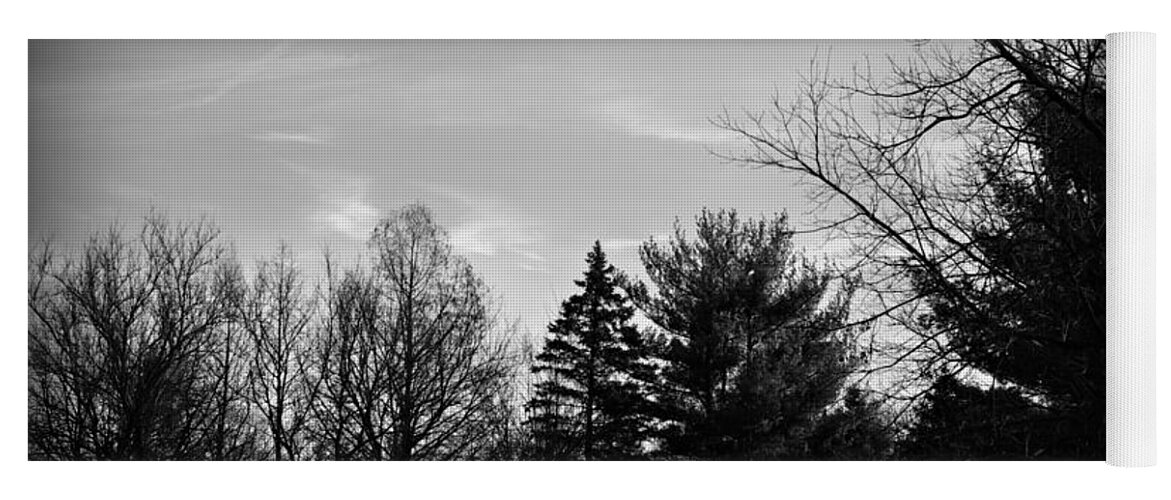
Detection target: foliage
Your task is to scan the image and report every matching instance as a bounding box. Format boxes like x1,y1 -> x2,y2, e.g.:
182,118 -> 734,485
806,387 -> 895,460
716,39 -> 1106,459
897,374 -> 1062,459
627,208 -> 865,458
526,241 -> 656,459
29,40 -> 1106,461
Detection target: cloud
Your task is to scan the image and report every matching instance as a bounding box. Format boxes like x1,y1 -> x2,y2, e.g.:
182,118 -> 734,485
308,174 -> 380,241
600,238 -> 647,251
518,262 -> 550,274
605,97 -> 742,146
601,232 -> 674,252
166,41 -> 374,111
505,245 -> 547,263
254,131 -> 326,145
450,220 -> 497,256
428,183 -> 550,266
449,218 -> 548,263
167,44 -> 286,110
319,197 -> 379,241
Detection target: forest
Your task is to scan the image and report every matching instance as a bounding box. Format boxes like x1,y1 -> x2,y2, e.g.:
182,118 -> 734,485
28,39 -> 1105,460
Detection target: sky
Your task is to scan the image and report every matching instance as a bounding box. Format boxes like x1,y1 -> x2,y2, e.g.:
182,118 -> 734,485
28,39 -> 975,342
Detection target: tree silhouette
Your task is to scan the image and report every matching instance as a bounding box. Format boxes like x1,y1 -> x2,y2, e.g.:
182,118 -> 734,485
806,387 -> 894,460
525,241 -> 656,459
238,245 -> 318,460
308,264 -> 382,460
28,40 -> 1107,462
716,39 -> 1106,459
310,204 -> 515,460
205,259 -> 266,460
28,213 -> 245,459
627,208 -> 864,458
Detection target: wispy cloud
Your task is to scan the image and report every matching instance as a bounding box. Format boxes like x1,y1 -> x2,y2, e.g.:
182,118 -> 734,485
425,182 -> 550,267
449,220 -> 497,256
296,170 -> 382,242
449,217 -> 549,263
605,97 -> 742,146
600,238 -> 647,252
167,42 -> 291,110
254,131 -> 327,145
600,234 -> 673,258
165,41 -> 373,111
518,262 -> 550,274
316,195 -> 379,241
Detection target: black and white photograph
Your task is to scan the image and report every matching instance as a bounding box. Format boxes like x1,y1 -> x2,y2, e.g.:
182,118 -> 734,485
26,37 -> 1116,463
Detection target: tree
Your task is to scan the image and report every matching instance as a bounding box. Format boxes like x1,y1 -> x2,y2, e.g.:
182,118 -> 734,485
897,374 -> 1056,459
204,259 -> 266,460
310,204 -> 515,460
716,39 -> 1106,459
806,387 -> 895,460
627,208 -> 863,458
238,245 -> 318,460
309,264 -> 383,460
28,213 -> 244,459
525,241 -> 656,459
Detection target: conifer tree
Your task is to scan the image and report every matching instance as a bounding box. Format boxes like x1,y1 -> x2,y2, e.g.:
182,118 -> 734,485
717,39 -> 1106,459
526,241 -> 655,459
628,209 -> 862,458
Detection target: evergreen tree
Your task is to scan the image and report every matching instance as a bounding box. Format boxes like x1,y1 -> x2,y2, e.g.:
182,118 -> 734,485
806,387 -> 895,460
898,43 -> 1105,457
718,39 -> 1106,460
628,209 -> 864,458
897,374 -> 1051,459
916,40 -> 1106,458
526,241 -> 655,459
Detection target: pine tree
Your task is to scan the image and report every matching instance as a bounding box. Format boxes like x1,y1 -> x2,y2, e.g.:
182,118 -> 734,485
628,209 -> 863,458
525,241 -> 655,459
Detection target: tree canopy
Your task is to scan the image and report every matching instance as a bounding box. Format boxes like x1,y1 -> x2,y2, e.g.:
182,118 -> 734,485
525,241 -> 656,459
29,39 -> 1107,462
627,208 -> 868,458
716,39 -> 1106,459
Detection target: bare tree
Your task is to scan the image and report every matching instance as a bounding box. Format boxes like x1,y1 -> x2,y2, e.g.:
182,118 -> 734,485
205,258 -> 265,460
308,262 -> 382,460
311,204 -> 515,460
239,245 -> 318,460
28,213 -> 241,459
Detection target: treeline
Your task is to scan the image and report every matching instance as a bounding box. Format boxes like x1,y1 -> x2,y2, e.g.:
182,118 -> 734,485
28,206 -> 517,460
29,39 -> 1105,460
525,210 -> 882,460
28,205 -> 886,460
